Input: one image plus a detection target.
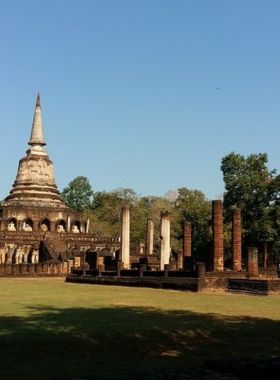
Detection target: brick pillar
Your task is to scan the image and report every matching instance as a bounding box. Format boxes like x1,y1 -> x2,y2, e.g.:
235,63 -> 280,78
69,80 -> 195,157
145,219 -> 154,255
160,211 -> 171,270
120,205 -> 130,269
139,264 -> 146,277
212,200 -> 224,271
116,261 -> 123,277
183,222 -> 193,270
177,250 -> 183,270
232,208 -> 242,271
183,222 -> 192,257
247,247 -> 258,278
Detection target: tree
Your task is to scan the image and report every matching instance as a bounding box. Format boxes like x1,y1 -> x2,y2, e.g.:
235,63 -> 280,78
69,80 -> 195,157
221,152 -> 275,248
174,187 -> 212,261
61,176 -> 94,211
86,188 -> 139,238
132,195 -> 174,251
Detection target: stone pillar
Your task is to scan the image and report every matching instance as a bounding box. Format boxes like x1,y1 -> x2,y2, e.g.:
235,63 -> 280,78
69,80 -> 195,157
160,211 -> 171,270
67,216 -> 71,232
120,205 -> 130,269
0,246 -> 5,264
145,219 -> 154,255
232,208 -> 242,271
82,262 -> 89,276
98,264 -> 105,277
267,241 -> 274,267
247,247 -> 258,278
263,241 -> 267,268
196,262 -> 206,278
116,261 -> 123,277
86,218 -> 90,234
32,245 -> 39,264
212,200 -> 224,271
6,246 -> 15,264
139,264 -> 146,277
177,250 -> 183,270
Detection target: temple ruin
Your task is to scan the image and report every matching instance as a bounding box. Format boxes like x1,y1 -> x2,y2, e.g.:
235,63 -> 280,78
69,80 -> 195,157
0,94 -> 120,275
1,94 -> 280,295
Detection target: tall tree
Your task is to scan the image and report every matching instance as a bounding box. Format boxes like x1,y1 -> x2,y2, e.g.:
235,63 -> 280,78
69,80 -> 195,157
174,187 -> 212,261
61,176 -> 94,211
221,152 -> 275,247
87,188 -> 139,238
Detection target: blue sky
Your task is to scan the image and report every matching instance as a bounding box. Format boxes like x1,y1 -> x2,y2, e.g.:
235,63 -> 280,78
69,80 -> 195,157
0,0 -> 280,201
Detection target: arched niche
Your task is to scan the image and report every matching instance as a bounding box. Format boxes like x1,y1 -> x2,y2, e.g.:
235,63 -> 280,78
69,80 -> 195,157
39,218 -> 50,232
7,218 -> 17,231
57,220 -> 66,233
71,221 -> 80,234
23,218 -> 34,232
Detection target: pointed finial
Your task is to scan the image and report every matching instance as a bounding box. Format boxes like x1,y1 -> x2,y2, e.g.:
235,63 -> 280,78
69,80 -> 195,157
27,92 -> 46,154
36,92 -> 41,108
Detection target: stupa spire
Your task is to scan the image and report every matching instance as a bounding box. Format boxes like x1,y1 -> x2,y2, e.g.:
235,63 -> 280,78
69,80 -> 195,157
4,93 -> 65,206
28,92 -> 46,155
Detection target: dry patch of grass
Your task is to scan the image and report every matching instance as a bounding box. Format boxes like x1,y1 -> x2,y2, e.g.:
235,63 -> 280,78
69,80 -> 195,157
1,278 -> 280,379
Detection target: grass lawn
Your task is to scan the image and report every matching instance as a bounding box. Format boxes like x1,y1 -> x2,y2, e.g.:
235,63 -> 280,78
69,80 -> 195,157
1,277 -> 280,379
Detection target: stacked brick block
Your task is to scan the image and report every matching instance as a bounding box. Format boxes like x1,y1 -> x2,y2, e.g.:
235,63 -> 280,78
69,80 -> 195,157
232,208 -> 242,271
212,200 -> 224,271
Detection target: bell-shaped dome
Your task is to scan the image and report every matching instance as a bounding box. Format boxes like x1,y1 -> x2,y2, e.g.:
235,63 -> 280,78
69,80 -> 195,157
4,93 -> 66,207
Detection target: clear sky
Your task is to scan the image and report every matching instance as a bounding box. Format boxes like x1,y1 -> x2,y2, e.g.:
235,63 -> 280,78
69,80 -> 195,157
0,0 -> 279,201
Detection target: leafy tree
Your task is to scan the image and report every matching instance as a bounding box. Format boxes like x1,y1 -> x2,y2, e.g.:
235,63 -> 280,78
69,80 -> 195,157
174,187 -> 212,261
61,176 -> 94,211
221,152 -> 275,249
132,195 -> 175,252
87,188 -> 139,238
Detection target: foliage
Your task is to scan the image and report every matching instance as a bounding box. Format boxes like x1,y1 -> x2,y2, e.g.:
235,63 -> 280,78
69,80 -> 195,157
221,152 -> 280,259
86,188 -> 139,238
174,188 -> 212,261
61,176 -> 94,211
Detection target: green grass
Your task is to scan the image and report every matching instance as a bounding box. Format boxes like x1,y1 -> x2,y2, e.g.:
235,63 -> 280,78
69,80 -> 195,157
1,278 -> 280,379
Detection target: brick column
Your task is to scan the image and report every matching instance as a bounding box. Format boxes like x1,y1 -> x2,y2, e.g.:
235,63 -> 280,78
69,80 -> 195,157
232,208 -> 242,271
183,222 -> 192,257
145,219 -> 154,255
247,247 -> 258,278
120,205 -> 130,269
160,211 -> 171,270
212,200 -> 224,271
183,221 -> 193,270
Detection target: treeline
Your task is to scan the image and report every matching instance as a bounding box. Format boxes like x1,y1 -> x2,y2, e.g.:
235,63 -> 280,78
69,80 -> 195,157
61,152 -> 280,262
61,177 -> 212,259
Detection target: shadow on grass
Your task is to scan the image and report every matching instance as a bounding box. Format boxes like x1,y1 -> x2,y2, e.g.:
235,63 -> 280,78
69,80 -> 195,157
1,305 -> 280,379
